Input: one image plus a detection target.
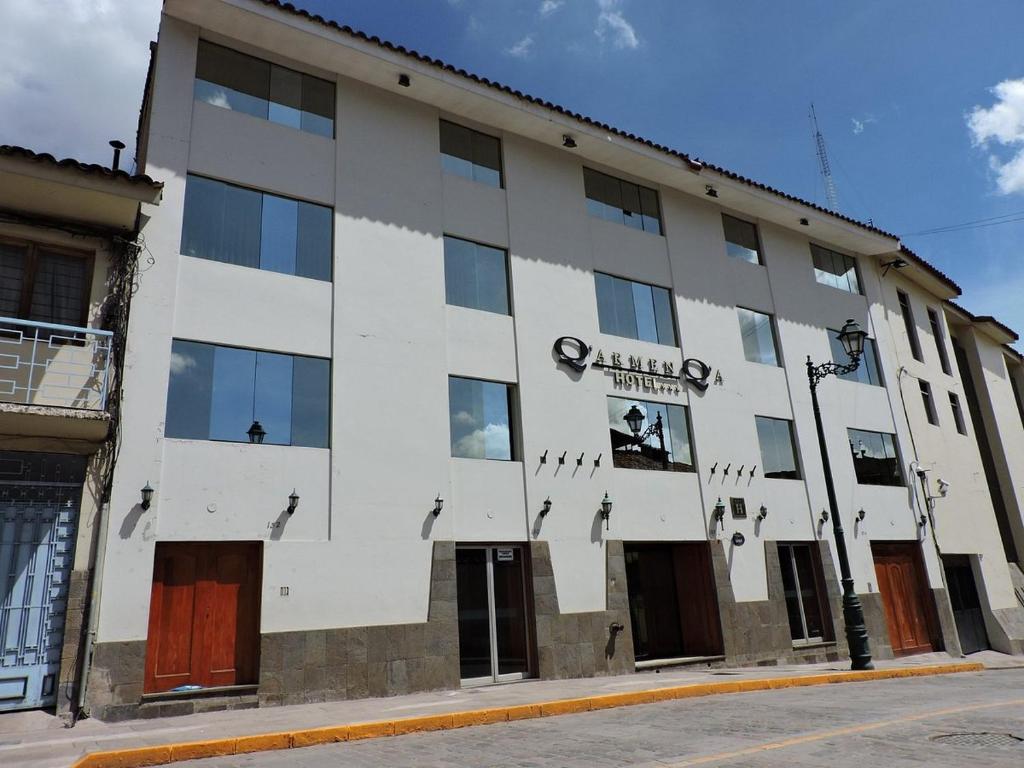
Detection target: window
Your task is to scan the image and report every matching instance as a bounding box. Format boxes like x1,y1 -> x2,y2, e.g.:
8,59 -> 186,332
847,428 -> 903,486
0,239 -> 90,328
755,416 -> 801,479
810,244 -> 860,294
737,307 -> 780,366
181,175 -> 332,281
919,380 -> 939,425
194,40 -> 334,137
595,272 -> 676,345
583,168 -> 662,235
449,377 -> 515,460
607,396 -> 694,472
927,307 -> 952,375
897,290 -> 923,361
722,214 -> 762,264
443,236 -> 509,315
439,120 -> 502,188
778,543 -> 831,644
165,340 -> 330,447
949,392 -> 967,435
828,329 -> 881,386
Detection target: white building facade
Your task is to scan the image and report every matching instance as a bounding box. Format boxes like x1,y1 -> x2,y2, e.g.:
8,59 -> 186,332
81,0 -> 1024,721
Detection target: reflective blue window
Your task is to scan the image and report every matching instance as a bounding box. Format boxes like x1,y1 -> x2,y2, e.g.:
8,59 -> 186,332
443,236 -> 510,315
829,330 -> 882,386
848,429 -> 903,486
755,416 -> 801,479
449,377 -> 514,460
440,120 -> 503,187
166,339 -> 330,448
811,244 -> 860,294
595,272 -> 675,346
737,307 -> 780,366
182,175 -> 332,281
722,214 -> 762,264
583,168 -> 662,235
607,396 -> 694,472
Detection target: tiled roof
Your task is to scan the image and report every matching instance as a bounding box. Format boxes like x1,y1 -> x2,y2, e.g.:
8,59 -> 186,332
257,0 -> 897,240
898,246 -> 961,295
946,300 -> 1019,343
0,145 -> 163,189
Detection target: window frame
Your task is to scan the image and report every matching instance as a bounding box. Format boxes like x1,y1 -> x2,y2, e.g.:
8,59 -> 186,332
847,428 -> 905,487
721,213 -> 763,265
754,415 -> 802,480
809,243 -> 861,295
583,167 -> 663,235
448,375 -> 518,462
948,391 -> 967,435
777,542 -> 832,645
897,290 -> 923,362
442,234 -> 512,316
594,270 -> 678,347
439,119 -> 504,188
606,395 -> 696,473
0,235 -> 94,329
737,306 -> 781,367
919,379 -> 939,426
927,307 -> 952,375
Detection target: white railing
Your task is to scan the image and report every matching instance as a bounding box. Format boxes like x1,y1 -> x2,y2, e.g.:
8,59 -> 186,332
0,317 -> 113,411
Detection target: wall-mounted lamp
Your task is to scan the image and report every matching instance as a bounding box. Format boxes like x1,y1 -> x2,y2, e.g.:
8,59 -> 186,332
880,257 -> 908,276
757,504 -> 768,521
820,509 -> 829,523
600,492 -> 613,530
140,482 -> 154,511
287,489 -> 300,515
398,73 -> 411,87
937,478 -> 950,497
433,495 -> 444,517
918,513 -> 928,528
247,420 -> 266,444
704,184 -> 718,198
562,134 -> 577,148
799,218 -> 810,226
713,497 -> 726,522
541,497 -> 552,517
857,508 -> 866,522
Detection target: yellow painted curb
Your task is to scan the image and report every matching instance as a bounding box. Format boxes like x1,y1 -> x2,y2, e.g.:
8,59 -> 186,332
70,662 -> 985,768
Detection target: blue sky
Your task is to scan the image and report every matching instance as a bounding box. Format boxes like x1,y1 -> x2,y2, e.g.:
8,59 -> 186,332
3,0 -> 1022,343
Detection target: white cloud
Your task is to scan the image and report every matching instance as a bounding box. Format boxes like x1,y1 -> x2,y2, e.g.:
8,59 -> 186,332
168,352 -> 196,376
595,0 -> 640,50
540,0 -> 564,17
851,116 -> 877,135
0,0 -> 161,168
454,423 -> 511,460
967,78 -> 1024,194
506,35 -> 535,59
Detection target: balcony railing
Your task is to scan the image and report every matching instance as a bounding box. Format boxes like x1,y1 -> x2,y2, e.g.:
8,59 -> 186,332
0,317 -> 113,411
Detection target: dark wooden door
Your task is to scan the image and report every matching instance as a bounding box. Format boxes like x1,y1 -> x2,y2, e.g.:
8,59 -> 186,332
673,543 -> 724,656
144,542 -> 262,693
873,543 -> 935,656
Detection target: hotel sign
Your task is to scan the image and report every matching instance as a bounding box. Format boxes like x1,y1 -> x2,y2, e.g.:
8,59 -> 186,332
553,336 -> 712,394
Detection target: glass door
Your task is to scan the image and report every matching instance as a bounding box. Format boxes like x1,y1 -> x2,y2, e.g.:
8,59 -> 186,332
456,545 -> 530,685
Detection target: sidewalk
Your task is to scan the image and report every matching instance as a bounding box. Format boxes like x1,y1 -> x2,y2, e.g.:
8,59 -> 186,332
2,651 -> 1017,768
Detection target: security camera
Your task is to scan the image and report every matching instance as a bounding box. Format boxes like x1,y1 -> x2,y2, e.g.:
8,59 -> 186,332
937,479 -> 950,497
915,467 -> 928,479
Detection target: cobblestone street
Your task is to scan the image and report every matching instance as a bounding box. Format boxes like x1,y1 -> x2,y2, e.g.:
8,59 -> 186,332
185,669 -> 1024,767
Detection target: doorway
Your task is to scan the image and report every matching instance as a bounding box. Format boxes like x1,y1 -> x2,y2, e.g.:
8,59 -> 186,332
144,542 -> 262,694
455,545 -> 531,685
872,542 -> 938,656
943,555 -> 989,655
624,542 -> 723,661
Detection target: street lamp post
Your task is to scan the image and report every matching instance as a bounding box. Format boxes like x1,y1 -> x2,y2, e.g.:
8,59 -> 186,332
807,319 -> 874,671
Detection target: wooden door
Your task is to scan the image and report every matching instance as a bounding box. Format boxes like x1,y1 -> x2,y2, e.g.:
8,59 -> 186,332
144,542 -> 262,693
873,543 -> 935,656
673,543 -> 724,656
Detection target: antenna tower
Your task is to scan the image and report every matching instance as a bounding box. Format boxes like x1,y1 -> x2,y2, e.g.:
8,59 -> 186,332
810,103 -> 839,211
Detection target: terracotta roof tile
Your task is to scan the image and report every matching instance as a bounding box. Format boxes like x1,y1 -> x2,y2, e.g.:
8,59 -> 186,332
0,144 -> 163,189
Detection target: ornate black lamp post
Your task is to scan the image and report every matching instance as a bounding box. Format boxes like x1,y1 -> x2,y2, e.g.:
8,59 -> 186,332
807,318 -> 873,670
623,404 -> 668,470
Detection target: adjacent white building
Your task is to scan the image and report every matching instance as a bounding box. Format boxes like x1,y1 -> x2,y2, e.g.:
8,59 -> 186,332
69,0 -> 1024,721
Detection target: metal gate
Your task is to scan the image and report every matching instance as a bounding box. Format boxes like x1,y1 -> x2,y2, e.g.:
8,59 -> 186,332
0,452 -> 85,712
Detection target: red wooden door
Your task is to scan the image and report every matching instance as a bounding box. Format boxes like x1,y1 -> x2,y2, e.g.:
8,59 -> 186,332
873,544 -> 934,656
144,542 -> 262,693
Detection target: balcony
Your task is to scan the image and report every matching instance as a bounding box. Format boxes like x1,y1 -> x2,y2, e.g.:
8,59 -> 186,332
0,317 -> 113,442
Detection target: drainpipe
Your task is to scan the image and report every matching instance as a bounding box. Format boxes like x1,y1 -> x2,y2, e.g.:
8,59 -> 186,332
75,499 -> 113,721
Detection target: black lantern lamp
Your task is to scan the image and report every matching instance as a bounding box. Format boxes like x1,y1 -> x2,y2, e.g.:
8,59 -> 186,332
758,504 -> 768,521
247,420 -> 266,444
433,495 -> 444,517
837,318 -> 868,361
713,497 -> 726,522
600,492 -> 613,530
140,482 -> 154,511
624,405 -> 645,436
541,497 -> 552,517
623,405 -> 668,469
287,489 -> 300,515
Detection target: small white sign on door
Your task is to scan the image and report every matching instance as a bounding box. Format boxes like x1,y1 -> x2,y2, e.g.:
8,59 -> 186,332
496,548 -> 515,562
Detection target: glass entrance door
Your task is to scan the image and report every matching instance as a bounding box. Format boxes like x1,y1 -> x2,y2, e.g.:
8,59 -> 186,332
456,545 -> 530,685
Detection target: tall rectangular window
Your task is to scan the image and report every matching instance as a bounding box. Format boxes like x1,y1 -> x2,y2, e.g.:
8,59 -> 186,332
607,396 -> 694,472
0,240 -> 90,328
755,416 -> 801,479
847,428 -> 903,486
439,120 -> 503,188
897,290 -> 923,361
722,214 -> 762,264
737,307 -> 780,366
920,379 -> 939,425
181,175 -> 332,281
810,244 -> 860,294
927,307 -> 952,375
583,168 -> 662,235
449,377 -> 515,460
194,40 -> 334,137
828,329 -> 882,386
949,392 -> 967,435
778,543 -> 831,644
443,236 -> 509,315
595,272 -> 676,345
165,339 -> 330,447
